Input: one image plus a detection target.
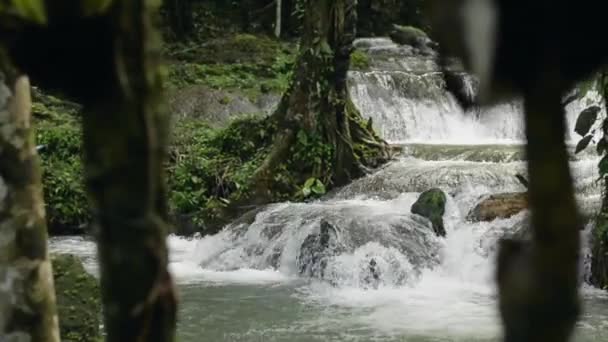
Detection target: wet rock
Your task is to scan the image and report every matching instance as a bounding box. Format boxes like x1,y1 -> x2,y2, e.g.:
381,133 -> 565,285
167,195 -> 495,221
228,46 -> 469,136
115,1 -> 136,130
444,70 -> 478,109
171,213 -> 203,237
411,188 -> 447,237
389,25 -> 437,52
363,258 -> 382,289
297,219 -> 344,278
388,25 -> 427,46
467,192 -> 528,222
52,254 -> 100,342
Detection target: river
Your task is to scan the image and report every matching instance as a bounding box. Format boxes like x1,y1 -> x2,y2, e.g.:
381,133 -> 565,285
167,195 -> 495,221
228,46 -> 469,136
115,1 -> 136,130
50,38 -> 608,341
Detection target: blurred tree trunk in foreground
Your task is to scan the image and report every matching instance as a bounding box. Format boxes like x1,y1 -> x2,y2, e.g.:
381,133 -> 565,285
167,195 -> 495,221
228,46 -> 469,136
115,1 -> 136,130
1,1 -> 177,340
428,3 -> 583,342
497,77 -> 581,342
81,2 -> 177,341
0,69 -> 60,341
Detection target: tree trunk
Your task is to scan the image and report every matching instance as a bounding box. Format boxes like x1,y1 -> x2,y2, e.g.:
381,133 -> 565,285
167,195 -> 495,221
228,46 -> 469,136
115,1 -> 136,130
0,71 -> 60,341
497,73 -> 580,342
81,2 -> 177,341
275,0 -> 282,37
249,0 -> 388,203
1,2 -> 177,340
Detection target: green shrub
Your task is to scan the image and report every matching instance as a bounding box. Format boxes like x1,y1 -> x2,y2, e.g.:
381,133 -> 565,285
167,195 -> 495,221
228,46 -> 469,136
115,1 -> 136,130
167,116 -> 274,230
33,92 -> 89,234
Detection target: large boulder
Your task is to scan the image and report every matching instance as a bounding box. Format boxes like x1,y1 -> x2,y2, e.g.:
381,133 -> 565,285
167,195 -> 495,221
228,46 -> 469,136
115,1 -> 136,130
52,254 -> 100,342
167,85 -> 276,127
411,188 -> 447,237
443,59 -> 479,109
467,192 -> 528,222
389,25 -> 437,51
297,219 -> 345,278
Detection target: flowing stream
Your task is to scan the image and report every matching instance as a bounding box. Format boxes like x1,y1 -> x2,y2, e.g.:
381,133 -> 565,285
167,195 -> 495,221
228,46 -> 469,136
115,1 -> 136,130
51,38 -> 608,341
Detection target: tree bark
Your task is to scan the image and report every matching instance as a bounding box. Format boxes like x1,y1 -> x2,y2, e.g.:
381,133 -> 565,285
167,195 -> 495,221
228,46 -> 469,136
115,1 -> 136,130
81,2 -> 177,341
0,72 -> 60,341
248,0 -> 388,203
275,0 -> 282,37
497,74 -> 580,342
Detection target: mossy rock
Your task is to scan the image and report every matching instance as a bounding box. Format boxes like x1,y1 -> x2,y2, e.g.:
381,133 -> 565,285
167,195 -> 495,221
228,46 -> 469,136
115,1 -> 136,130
389,25 -> 432,49
350,49 -> 370,70
411,188 -> 447,237
52,254 -> 100,342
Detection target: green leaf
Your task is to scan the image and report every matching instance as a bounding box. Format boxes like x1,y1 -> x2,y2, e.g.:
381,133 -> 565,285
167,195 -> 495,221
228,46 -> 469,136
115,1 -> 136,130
575,106 -> 601,136
302,187 -> 311,197
575,135 -> 593,154
12,0 -> 47,24
311,179 -> 326,195
297,130 -> 308,145
303,177 -> 316,189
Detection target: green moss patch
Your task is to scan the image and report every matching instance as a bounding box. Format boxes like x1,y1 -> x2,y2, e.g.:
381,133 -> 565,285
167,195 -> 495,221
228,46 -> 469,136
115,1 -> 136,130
411,188 -> 447,237
350,49 -> 370,70
165,34 -> 296,101
52,254 -> 101,342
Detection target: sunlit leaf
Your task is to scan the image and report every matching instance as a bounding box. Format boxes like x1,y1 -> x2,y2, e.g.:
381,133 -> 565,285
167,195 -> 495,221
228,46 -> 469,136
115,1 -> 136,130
311,179 -> 326,195
302,187 -> 311,197
303,177 -> 316,189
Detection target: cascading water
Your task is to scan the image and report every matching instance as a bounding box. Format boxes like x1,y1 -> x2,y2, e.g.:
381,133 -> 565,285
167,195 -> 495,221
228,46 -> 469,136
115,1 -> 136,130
349,37 -> 602,144
51,38 -> 608,341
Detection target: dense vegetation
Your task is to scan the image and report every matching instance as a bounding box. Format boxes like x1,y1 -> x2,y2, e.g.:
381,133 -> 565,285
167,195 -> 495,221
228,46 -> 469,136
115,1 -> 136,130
34,2 -> 395,236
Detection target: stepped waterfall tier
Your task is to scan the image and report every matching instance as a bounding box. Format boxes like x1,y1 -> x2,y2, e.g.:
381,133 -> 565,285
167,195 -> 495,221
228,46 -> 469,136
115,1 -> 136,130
50,38 -> 608,342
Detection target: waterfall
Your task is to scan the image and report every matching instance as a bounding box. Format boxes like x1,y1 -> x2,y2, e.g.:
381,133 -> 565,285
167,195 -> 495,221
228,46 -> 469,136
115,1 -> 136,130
160,38 -> 603,291
348,38 -> 604,144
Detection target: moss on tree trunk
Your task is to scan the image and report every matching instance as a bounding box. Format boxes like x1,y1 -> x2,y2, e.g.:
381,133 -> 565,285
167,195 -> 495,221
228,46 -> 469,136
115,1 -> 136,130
1,1 -> 177,341
0,71 -> 60,341
81,2 -> 177,341
246,0 -> 389,204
